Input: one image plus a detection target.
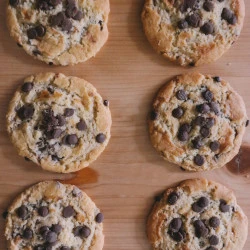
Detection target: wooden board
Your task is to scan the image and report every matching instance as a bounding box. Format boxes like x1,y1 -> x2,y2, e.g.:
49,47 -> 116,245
0,0 -> 249,249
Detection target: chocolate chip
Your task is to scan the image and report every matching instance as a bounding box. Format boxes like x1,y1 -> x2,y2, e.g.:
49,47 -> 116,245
40,226 -> 50,236
209,235 -> 219,245
194,220 -> 209,238
178,130 -> 189,141
2,211 -> 8,219
65,6 -> 78,18
35,25 -> 46,37
34,245 -> 45,250
38,206 -> 49,217
246,120 -> 249,127
50,12 -> 65,26
73,226 -> 81,236
49,62 -> 53,65
150,110 -> 158,120
57,115 -> 66,126
61,18 -> 73,32
189,62 -> 195,67
23,228 -> 33,239
80,226 -> 91,238
177,19 -> 188,29
65,134 -> 78,145
51,224 -> 62,234
172,107 -> 184,118
22,82 -> 33,92
201,22 -> 214,35
192,203 -> 204,213
209,217 -> 220,228
221,8 -> 236,24
103,100 -> 109,106
200,127 -> 210,138
206,247 -> 218,250
169,231 -> 183,242
169,218 -> 182,232
51,128 -> 62,139
37,0 -> 50,10
194,154 -> 205,166
213,76 -> 221,82
45,231 -> 57,243
196,103 -> 210,114
62,206 -> 75,218
210,102 -> 220,115
186,13 -> 201,28
77,120 -> 87,131
179,123 -> 191,133
197,197 -> 209,208
96,133 -> 106,143
203,1 -> 214,11
180,0 -> 197,12
176,90 -> 187,100
193,116 -> 206,126
205,118 -> 215,128
192,136 -> 203,149
210,141 -> 220,152
33,50 -> 42,56
17,43 -> 23,47
168,192 -> 179,205
60,247 -> 70,250
95,213 -> 104,223
16,205 -> 28,219
64,108 -> 74,117
219,200 -> 230,212
9,0 -> 19,7
48,0 -> 62,7
228,15 -> 237,25
202,90 -> 214,102
27,28 -> 37,39
73,10 -> 84,21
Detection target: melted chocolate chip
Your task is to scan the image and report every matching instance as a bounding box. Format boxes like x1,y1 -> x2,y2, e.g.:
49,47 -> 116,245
169,218 -> 182,232
205,118 -> 215,128
209,235 -> 219,245
23,228 -> 33,239
202,90 -> 214,102
203,1 -> 214,12
179,123 -> 191,133
172,107 -> 184,118
168,192 -> 179,205
77,120 -> 87,131
194,154 -> 205,166
150,110 -> 158,120
50,12 -> 65,27
200,127 -> 210,138
22,82 -> 34,92
213,76 -> 221,82
27,28 -> 38,39
40,226 -> 50,235
51,128 -> 63,139
176,90 -> 187,100
196,103 -> 210,114
193,116 -> 206,126
48,0 -> 62,7
186,13 -> 201,28
201,22 -> 214,35
194,220 -> 209,238
38,206 -> 49,217
177,20 -> 188,29
219,200 -> 230,212
210,141 -> 220,152
221,8 -> 237,24
209,216 -> 220,228
73,10 -> 84,21
168,231 -> 183,242
64,108 -> 74,117
61,18 -> 73,32
45,231 -> 57,243
57,115 -> 66,126
65,5 -> 78,18
17,205 -> 28,219
37,0 -> 50,10
192,136 -> 203,149
51,224 -> 62,234
9,0 -> 19,7
96,133 -> 106,143
180,0 -> 197,12
210,102 -> 220,115
62,206 -> 75,218
95,213 -> 104,223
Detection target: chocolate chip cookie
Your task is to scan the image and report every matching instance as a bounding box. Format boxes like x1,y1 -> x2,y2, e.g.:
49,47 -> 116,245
149,73 -> 248,171
6,0 -> 109,65
6,73 -> 112,173
141,0 -> 245,66
5,181 -> 104,250
147,178 -> 248,250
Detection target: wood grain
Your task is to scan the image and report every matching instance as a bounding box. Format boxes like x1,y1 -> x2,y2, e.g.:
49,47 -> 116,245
0,0 -> 249,249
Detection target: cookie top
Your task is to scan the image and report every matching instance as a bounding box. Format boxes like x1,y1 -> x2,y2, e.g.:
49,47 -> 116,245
5,181 -> 104,250
6,72 -> 112,173
147,178 -> 248,250
149,73 -> 248,171
141,0 -> 245,66
6,0 -> 109,65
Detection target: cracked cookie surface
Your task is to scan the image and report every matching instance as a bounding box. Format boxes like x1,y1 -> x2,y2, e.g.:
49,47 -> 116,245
6,0 -> 109,65
141,0 -> 245,66
147,178 -> 248,250
7,72 -> 112,173
149,73 -> 248,171
5,181 -> 104,250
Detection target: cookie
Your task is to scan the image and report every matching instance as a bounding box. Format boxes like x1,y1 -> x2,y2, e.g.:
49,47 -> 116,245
5,181 -> 104,250
149,73 -> 248,171
141,0 -> 245,66
147,178 -> 248,250
6,0 -> 109,65
6,73 -> 112,173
